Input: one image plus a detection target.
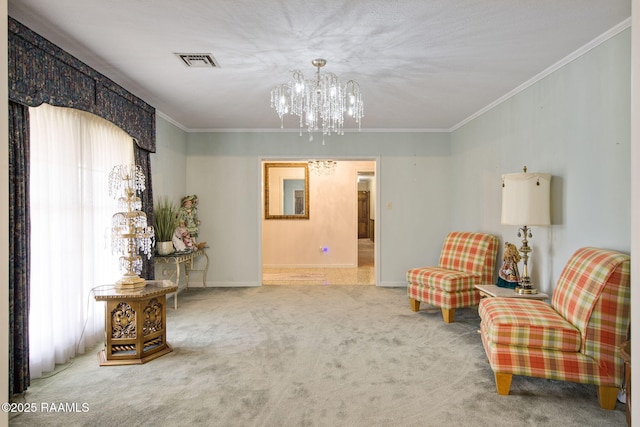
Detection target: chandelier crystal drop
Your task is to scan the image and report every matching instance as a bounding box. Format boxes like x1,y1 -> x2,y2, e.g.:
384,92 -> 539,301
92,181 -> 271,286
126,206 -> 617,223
308,160 -> 337,176
271,59 -> 363,140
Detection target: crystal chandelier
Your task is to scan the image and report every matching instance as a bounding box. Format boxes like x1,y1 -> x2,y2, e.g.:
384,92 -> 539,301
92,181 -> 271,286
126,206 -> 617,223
308,160 -> 337,176
109,164 -> 155,290
271,59 -> 363,141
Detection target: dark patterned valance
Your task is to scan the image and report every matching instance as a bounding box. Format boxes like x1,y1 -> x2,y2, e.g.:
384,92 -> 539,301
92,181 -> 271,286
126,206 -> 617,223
8,17 -> 156,153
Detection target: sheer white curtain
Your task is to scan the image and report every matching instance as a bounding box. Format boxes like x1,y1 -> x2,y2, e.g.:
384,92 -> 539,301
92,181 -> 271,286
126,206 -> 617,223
29,103 -> 134,377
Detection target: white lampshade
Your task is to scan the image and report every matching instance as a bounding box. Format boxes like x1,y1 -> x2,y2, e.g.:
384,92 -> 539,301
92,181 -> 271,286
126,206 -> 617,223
501,172 -> 551,226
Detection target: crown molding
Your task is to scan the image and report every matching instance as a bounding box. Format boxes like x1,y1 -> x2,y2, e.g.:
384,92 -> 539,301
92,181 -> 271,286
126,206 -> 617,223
449,17 -> 632,132
155,110 -> 189,132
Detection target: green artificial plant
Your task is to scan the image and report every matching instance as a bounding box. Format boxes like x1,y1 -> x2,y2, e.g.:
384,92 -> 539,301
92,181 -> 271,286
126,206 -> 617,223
153,196 -> 178,242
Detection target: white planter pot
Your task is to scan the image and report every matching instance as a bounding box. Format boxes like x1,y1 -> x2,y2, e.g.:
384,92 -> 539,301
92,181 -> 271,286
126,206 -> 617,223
157,241 -> 174,255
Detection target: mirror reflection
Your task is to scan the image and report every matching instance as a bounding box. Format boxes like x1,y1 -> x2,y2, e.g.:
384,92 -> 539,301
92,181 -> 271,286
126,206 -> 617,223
264,162 -> 309,219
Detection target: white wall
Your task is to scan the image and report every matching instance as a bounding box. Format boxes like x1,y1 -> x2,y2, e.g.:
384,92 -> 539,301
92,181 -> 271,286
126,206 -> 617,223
450,29 -> 631,295
180,131 -> 451,287
151,115 -> 189,202
150,115 -> 188,281
630,0 -> 639,419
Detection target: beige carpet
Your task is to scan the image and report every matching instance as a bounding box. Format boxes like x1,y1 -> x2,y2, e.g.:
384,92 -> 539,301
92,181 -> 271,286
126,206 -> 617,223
10,286 -> 626,426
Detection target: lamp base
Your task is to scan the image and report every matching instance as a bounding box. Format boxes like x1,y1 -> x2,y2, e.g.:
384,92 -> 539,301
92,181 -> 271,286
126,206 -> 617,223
515,276 -> 538,295
115,275 -> 147,291
515,286 -> 538,295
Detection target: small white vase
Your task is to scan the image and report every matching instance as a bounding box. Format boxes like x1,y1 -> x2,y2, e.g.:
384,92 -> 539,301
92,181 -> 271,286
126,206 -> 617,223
157,241 -> 174,255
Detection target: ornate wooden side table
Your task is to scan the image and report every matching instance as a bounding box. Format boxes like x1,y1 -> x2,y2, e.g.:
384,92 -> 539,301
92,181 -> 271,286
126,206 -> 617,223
154,248 -> 209,309
94,280 -> 177,366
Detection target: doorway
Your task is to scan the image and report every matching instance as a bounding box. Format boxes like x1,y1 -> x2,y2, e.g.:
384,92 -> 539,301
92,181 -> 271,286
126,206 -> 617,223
357,171 -> 375,272
358,190 -> 370,239
262,159 -> 376,285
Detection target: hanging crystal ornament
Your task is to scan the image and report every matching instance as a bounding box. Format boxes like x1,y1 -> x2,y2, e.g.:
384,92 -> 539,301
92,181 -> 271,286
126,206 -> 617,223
271,59 -> 363,143
109,164 -> 155,290
308,160 -> 337,176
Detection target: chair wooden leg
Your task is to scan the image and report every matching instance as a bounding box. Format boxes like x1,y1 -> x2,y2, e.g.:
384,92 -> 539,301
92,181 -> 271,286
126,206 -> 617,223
441,308 -> 455,323
495,373 -> 512,395
409,298 -> 420,312
597,385 -> 618,410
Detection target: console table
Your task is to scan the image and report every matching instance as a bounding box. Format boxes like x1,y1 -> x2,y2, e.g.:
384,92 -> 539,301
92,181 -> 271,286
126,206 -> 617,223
94,280 -> 177,366
154,248 -> 209,309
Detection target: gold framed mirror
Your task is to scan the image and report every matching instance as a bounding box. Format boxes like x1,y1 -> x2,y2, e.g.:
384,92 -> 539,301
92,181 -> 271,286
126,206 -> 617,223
264,162 -> 310,220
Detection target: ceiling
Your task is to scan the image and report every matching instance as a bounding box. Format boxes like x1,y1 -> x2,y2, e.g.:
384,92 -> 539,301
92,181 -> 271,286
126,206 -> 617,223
8,0 -> 631,132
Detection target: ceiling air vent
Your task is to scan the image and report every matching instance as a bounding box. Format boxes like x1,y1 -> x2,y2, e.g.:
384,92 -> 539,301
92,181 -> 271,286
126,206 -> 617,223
175,53 -> 220,68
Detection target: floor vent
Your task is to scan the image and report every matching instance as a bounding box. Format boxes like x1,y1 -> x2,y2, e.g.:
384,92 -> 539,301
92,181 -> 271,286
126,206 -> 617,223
175,53 -> 220,68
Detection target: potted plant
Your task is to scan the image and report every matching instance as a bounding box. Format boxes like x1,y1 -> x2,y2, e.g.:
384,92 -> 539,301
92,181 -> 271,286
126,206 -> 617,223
154,196 -> 178,255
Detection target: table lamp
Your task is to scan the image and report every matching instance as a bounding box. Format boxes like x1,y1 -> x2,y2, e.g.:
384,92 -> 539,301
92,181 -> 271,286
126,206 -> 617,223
501,167 -> 551,294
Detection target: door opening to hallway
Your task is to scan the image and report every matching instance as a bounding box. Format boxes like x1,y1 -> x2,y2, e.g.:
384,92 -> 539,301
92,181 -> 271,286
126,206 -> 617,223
262,160 -> 376,285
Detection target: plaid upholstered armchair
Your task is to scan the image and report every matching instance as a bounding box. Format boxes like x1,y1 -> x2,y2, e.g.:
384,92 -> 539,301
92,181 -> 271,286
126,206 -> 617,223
406,231 -> 499,323
479,247 -> 631,409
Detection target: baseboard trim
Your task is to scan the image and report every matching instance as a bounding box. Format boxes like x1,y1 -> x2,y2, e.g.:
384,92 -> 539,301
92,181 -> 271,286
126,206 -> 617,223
263,264 -> 358,268
184,282 -> 260,288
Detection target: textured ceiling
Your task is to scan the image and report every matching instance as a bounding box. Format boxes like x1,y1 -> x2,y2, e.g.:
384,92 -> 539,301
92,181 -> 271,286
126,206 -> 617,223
7,0 -> 631,131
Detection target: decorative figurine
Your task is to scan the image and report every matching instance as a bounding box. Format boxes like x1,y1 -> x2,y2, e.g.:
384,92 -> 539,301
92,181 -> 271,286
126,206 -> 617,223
176,195 -> 207,250
172,220 -> 195,252
496,242 -> 521,289
178,195 -> 200,241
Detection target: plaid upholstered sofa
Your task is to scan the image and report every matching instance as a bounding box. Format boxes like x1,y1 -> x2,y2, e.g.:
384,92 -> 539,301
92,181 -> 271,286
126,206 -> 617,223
406,231 -> 499,323
479,247 -> 631,409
